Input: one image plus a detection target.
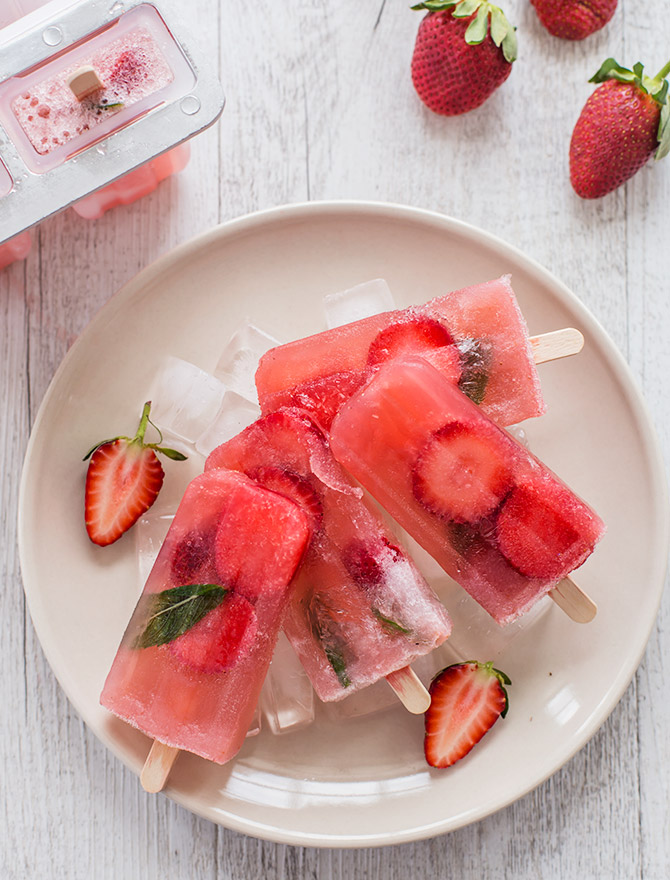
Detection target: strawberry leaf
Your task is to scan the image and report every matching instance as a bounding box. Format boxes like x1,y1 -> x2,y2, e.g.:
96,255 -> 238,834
153,445 -> 188,461
657,101 -> 670,160
489,6 -> 508,46
500,24 -> 517,63
464,4 -> 489,44
590,58 -> 636,85
133,583 -> 228,648
82,436 -> 126,460
452,0 -> 480,18
410,0 -> 459,9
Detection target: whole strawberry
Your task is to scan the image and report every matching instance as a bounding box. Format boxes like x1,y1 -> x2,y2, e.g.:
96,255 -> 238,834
570,58 -> 670,199
411,0 -> 517,116
84,401 -> 186,546
531,0 -> 617,41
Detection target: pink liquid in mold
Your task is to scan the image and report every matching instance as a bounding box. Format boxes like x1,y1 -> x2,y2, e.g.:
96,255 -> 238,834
11,27 -> 174,157
72,143 -> 190,219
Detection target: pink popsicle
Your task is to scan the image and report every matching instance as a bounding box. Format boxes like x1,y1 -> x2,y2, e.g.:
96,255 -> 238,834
205,408 -> 452,701
100,468 -> 311,764
255,275 -> 545,431
330,357 -> 605,626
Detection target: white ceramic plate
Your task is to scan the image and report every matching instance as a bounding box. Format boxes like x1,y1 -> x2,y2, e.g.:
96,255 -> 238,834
18,202 -> 669,847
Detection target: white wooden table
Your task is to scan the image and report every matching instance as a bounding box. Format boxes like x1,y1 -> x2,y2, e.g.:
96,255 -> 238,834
2,1 -> 669,876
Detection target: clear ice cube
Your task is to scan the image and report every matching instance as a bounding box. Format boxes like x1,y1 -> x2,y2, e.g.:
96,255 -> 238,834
261,633 -> 315,734
323,676 -> 398,720
149,356 -> 226,443
135,507 -> 175,586
195,391 -> 261,457
323,279 -> 395,329
214,321 -> 280,403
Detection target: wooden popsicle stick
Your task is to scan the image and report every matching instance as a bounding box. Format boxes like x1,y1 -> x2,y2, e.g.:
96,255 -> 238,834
66,66 -> 104,101
549,577 -> 597,623
530,328 -> 584,365
385,665 -> 431,714
140,740 -> 180,793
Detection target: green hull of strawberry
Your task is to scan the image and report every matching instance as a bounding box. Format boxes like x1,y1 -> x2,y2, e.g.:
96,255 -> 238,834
330,358 -> 605,626
100,469 -> 311,765
255,276 -> 544,431
205,408 -> 452,701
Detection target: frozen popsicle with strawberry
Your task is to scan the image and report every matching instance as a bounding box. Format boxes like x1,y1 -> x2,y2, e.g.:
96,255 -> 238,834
330,357 -> 605,626
205,408 -> 453,704
255,276 -> 562,431
100,467 -> 311,782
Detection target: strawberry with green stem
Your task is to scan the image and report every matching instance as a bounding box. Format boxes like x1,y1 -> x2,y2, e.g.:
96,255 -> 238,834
411,0 -> 517,116
530,0 -> 617,41
84,401 -> 186,546
570,58 -> 670,199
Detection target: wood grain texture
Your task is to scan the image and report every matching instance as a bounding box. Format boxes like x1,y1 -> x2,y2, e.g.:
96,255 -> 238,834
1,0 -> 669,877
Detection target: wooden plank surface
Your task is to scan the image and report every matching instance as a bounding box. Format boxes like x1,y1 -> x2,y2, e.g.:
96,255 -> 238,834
1,0 -> 669,876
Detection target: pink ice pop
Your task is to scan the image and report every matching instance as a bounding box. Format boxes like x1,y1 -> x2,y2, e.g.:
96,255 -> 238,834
205,408 -> 452,701
100,468 -> 311,764
255,275 -> 545,431
330,357 -> 605,626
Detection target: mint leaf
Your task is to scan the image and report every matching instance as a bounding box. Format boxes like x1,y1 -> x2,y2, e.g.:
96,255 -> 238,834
657,101 -> 670,160
457,337 -> 492,405
372,607 -> 412,636
133,584 -> 227,648
308,593 -> 352,688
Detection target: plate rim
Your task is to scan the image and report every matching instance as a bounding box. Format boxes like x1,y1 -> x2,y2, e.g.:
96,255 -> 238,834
18,199 -> 670,847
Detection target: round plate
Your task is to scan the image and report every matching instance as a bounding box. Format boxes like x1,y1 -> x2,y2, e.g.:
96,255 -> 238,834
18,202 -> 669,847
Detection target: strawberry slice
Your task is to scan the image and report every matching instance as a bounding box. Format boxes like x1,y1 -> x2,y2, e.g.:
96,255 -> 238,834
495,483 -> 597,579
424,661 -> 510,768
341,536 -> 403,588
83,402 -> 186,546
170,528 -> 214,581
286,370 -> 368,431
246,465 -> 323,529
412,421 -> 514,523
367,316 -> 455,368
168,592 -> 258,674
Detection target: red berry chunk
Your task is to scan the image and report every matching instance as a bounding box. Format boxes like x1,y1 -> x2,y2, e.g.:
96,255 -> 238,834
214,486 -> 311,601
495,483 -> 598,580
170,529 -> 213,582
109,50 -> 147,87
413,421 -> 514,523
168,592 -> 257,674
341,537 -> 403,589
247,465 -> 323,529
286,370 -> 368,431
367,316 -> 455,369
425,661 -> 510,768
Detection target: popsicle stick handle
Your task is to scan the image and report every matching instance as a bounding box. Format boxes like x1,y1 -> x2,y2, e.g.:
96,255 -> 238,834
140,740 -> 180,793
530,328 -> 584,365
67,66 -> 104,101
386,666 -> 431,714
549,577 -> 597,623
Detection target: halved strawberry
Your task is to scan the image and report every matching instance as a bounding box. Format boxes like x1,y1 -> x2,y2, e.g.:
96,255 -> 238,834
168,592 -> 258,674
246,465 -> 323,529
495,483 -> 597,579
286,370 -> 368,431
83,402 -> 186,546
425,661 -> 510,768
367,316 -> 455,368
412,421 -> 514,523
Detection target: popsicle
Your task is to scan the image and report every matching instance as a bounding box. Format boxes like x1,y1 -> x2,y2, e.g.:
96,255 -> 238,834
256,276 -> 552,431
100,467 -> 311,785
205,408 -> 453,704
329,357 -> 605,626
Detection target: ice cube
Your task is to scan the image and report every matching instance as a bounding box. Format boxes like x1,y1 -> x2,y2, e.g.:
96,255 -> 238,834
507,424 -> 530,449
135,507 -> 175,586
323,677 -> 398,720
195,391 -> 261,457
261,633 -> 315,734
247,704 -> 262,738
447,588 -> 552,661
149,356 -> 226,443
214,321 -> 280,403
323,279 -> 395,329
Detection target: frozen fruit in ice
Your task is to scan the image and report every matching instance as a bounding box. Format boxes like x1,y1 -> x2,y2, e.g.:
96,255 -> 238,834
366,316 -> 455,368
413,421 -> 513,523
341,537 -> 403,588
83,401 -> 186,546
456,337 -> 492,405
170,529 -> 213,582
307,592 -> 356,688
247,465 -> 323,529
109,50 -> 148,87
214,482 -> 311,601
286,370 -> 368,431
168,591 -> 258,674
424,661 -> 510,768
495,483 -> 597,579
